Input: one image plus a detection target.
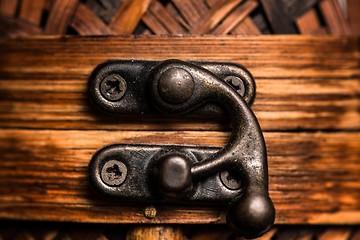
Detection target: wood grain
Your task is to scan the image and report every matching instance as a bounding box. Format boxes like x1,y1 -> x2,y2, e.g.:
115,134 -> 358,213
0,129 -> 358,224
0,36 -> 359,224
0,36 -> 358,131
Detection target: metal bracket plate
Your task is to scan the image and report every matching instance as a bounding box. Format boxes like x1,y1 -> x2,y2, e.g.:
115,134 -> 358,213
89,144 -> 242,202
88,60 -> 256,117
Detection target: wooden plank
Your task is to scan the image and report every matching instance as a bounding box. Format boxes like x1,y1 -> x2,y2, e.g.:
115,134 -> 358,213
231,17 -> 261,35
19,0 -> 47,25
0,130 -> 358,224
109,0 -> 152,35
70,3 -> 112,36
0,0 -> 18,16
212,0 -> 258,35
192,0 -> 243,34
44,0 -> 80,34
0,36 -> 358,131
296,9 -> 327,35
260,0 -> 297,33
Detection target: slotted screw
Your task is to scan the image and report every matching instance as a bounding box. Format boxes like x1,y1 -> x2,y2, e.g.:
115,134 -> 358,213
100,74 -> 127,101
100,160 -> 127,186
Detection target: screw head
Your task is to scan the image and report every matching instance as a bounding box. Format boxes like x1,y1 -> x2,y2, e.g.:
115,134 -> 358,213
100,74 -> 127,101
158,67 -> 195,104
220,170 -> 242,190
100,160 -> 127,186
225,76 -> 245,97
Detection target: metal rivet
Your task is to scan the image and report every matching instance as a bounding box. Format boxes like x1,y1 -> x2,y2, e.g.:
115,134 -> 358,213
220,170 -> 242,190
155,154 -> 192,198
158,67 -> 195,104
144,206 -> 157,219
100,160 -> 127,186
100,74 -> 127,101
225,76 -> 245,97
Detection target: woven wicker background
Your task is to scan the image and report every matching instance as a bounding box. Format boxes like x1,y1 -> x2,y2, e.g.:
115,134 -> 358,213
0,0 -> 359,38
0,221 -> 360,240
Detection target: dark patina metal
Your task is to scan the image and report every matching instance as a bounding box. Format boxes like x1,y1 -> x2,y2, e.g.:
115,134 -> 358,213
88,60 -> 255,116
88,59 -> 275,239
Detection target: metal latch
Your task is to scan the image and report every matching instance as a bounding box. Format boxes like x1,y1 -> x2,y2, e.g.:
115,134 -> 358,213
88,59 -> 275,239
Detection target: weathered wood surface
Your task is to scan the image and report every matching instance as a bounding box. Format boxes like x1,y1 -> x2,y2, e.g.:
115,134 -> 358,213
0,36 -> 358,131
0,36 -> 359,225
0,129 -> 359,224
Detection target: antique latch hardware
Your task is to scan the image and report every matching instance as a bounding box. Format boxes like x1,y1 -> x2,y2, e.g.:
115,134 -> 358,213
88,59 -> 275,238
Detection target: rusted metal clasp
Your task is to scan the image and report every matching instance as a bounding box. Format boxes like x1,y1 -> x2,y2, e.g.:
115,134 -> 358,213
88,59 -> 275,239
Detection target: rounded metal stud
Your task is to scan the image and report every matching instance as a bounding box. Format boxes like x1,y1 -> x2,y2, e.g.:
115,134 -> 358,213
227,193 -> 275,239
158,67 -> 195,104
155,154 -> 192,198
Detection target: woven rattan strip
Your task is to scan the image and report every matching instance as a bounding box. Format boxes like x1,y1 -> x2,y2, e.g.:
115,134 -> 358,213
0,0 -> 359,38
